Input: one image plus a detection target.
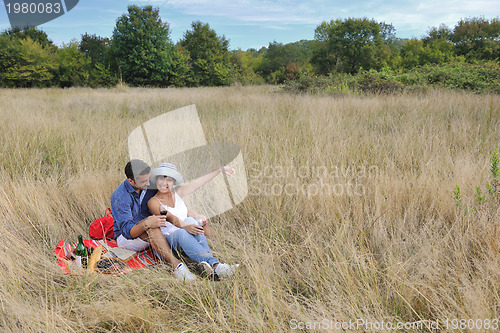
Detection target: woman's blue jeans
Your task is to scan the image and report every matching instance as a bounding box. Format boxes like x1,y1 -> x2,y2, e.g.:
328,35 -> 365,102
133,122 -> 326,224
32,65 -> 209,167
164,217 -> 219,268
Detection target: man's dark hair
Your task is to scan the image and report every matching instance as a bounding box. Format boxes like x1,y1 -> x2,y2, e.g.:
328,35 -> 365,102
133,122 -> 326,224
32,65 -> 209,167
125,159 -> 151,181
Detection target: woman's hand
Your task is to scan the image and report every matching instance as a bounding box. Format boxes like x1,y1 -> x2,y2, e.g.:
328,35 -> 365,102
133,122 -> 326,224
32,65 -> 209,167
222,162 -> 237,177
183,223 -> 204,235
192,214 -> 208,226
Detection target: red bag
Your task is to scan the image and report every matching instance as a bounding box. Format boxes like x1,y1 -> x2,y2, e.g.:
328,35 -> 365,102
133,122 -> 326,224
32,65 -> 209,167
89,208 -> 115,240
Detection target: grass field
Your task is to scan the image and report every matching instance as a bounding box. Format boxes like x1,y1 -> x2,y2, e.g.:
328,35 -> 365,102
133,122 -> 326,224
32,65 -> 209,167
0,86 -> 499,332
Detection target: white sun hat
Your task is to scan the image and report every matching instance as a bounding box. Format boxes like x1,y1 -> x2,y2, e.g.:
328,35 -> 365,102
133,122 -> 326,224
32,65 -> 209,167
150,163 -> 184,185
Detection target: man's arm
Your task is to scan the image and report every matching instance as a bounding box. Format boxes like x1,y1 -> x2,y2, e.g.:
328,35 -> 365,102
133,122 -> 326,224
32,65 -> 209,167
110,193 -> 139,240
112,194 -> 167,239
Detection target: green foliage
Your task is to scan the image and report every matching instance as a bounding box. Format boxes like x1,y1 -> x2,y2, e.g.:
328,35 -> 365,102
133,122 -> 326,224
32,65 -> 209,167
283,71 -> 362,95
454,147 -> 500,215
79,33 -> 110,67
230,49 -> 265,85
0,35 -> 56,87
398,39 -> 452,69
79,33 -> 118,87
487,146 -> 499,201
179,21 -> 232,86
424,24 -> 453,46
3,27 -> 55,49
353,69 -> 405,93
451,17 -> 500,61
168,46 -> 194,87
453,185 -> 474,215
112,5 -> 176,87
490,146 -> 499,180
421,24 -> 455,63
90,62 -> 119,87
284,61 -> 499,95
0,15 -> 497,89
56,42 -> 91,87
0,27 -> 118,88
257,40 -> 313,83
421,62 -> 500,93
0,27 -> 58,87
311,18 -> 396,74
476,186 -> 486,205
453,185 -> 462,207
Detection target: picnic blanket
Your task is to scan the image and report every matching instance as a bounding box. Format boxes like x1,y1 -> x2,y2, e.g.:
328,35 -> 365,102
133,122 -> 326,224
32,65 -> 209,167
54,238 -> 160,275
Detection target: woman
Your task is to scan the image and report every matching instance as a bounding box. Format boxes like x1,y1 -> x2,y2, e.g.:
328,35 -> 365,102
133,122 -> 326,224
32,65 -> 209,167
147,163 -> 239,278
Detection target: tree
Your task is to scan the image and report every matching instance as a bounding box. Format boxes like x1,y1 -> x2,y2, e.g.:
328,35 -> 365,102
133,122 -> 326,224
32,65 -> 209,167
230,49 -> 264,85
257,40 -> 313,83
0,35 -> 56,87
399,39 -> 448,69
79,33 -> 118,87
311,18 -> 396,74
168,46 -> 194,87
451,17 -> 500,61
56,42 -> 91,87
112,5 -> 176,86
424,24 -> 453,46
422,24 -> 454,62
79,33 -> 111,67
3,27 -> 55,49
179,21 -> 232,86
310,32 -> 336,75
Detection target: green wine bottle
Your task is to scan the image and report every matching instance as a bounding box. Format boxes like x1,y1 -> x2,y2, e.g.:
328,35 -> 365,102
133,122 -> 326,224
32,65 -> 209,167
75,235 -> 87,267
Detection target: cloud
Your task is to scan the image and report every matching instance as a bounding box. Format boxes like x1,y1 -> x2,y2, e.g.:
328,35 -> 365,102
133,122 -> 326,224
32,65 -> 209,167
126,0 -> 499,38
131,0 -> 322,25
140,0 -> 493,25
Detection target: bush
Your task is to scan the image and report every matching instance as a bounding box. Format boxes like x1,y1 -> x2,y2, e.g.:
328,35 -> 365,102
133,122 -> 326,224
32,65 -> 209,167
283,61 -> 500,95
421,62 -> 500,93
350,69 -> 405,94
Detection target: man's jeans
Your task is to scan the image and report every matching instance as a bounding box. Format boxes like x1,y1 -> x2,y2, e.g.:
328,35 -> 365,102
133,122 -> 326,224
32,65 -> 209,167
164,217 -> 219,268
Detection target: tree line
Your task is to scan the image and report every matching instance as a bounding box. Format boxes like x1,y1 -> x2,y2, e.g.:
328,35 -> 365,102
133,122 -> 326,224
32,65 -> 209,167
0,5 -> 498,91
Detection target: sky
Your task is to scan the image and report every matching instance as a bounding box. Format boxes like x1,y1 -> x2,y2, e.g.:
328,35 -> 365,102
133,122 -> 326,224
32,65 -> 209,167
0,0 -> 499,50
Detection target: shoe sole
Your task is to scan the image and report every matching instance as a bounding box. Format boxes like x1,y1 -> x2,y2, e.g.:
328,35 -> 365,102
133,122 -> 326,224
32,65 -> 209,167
199,262 -> 218,280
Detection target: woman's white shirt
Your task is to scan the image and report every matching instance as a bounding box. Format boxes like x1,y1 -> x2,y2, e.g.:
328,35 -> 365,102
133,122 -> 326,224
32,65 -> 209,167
158,192 -> 188,235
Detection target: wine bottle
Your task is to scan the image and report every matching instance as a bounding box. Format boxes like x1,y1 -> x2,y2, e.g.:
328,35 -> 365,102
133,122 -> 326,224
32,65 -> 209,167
75,235 -> 87,268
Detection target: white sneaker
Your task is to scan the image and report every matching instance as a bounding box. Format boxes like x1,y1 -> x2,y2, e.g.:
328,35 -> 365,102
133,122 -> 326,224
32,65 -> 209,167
173,263 -> 197,282
215,263 -> 239,278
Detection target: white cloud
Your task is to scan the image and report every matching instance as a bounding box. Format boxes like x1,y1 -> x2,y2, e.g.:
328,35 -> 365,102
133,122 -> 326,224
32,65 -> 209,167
126,0 -> 499,38
130,0 -> 323,25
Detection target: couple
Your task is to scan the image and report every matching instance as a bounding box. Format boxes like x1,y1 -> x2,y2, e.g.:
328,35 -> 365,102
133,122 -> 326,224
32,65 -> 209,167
110,159 -> 239,281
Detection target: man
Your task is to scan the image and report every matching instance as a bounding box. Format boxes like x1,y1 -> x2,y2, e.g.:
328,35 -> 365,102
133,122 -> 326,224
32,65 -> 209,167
110,159 -> 197,281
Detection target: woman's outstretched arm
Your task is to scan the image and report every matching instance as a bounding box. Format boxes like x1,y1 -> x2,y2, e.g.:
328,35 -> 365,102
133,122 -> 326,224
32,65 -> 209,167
176,163 -> 236,198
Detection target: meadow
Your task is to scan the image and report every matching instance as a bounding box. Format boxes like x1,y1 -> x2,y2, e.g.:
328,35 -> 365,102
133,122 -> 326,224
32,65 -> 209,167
0,85 -> 498,332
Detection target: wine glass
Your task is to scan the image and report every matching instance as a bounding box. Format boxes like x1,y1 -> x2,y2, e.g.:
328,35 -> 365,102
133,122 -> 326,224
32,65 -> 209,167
159,205 -> 168,216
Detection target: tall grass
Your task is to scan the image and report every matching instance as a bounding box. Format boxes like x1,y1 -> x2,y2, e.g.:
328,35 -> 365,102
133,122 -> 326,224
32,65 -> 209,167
0,86 -> 498,332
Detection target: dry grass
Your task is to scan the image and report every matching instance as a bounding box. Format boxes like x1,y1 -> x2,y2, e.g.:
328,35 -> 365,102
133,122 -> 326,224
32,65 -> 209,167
0,86 -> 499,332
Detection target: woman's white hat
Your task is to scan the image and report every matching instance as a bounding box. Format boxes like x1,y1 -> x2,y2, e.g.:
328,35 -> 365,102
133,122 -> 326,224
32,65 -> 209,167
150,163 -> 184,185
